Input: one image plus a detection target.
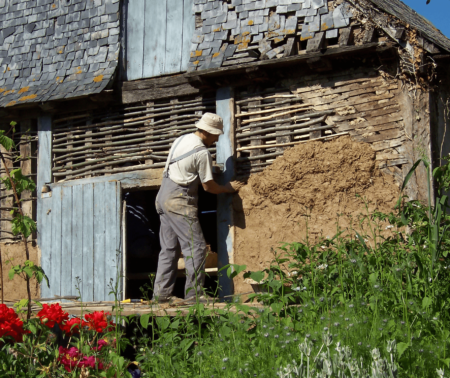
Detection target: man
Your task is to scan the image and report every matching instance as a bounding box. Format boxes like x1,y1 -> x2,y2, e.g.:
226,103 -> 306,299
153,113 -> 243,303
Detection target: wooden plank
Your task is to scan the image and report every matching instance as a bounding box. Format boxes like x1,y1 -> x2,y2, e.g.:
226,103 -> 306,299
370,137 -> 405,152
186,42 -> 388,78
20,120 -> 33,239
71,184 -> 83,298
0,145 -> 13,238
82,183 -> 94,302
329,105 -> 400,122
164,0 -> 183,74
315,92 -> 395,111
60,186 -> 73,299
181,0 -> 195,72
50,186 -> 62,298
353,129 -> 404,143
104,181 -> 119,301
348,122 -> 400,135
37,115 -> 52,296
216,87 -> 235,298
39,197 -> 52,298
143,0 -> 167,78
51,168 -> 164,190
335,114 -> 404,132
126,0 -> 145,81
93,182 -> 106,301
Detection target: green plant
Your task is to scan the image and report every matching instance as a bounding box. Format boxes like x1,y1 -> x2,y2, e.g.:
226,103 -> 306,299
0,122 -> 48,319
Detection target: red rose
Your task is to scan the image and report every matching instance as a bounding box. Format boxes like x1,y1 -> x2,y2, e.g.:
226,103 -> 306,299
0,304 -> 29,342
84,311 -> 114,333
60,317 -> 88,335
37,303 -> 69,329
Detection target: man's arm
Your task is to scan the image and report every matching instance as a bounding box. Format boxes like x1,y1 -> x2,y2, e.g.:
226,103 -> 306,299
202,180 -> 245,194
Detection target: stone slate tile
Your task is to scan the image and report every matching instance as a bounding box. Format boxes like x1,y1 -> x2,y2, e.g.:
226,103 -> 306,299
326,29 -> 338,39
321,12 -> 334,31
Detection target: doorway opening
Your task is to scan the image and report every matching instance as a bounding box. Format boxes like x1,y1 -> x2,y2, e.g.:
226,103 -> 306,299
124,187 -> 218,300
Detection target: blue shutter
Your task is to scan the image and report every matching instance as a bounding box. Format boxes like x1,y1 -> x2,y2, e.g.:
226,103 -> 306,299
126,0 -> 195,80
39,181 -> 122,302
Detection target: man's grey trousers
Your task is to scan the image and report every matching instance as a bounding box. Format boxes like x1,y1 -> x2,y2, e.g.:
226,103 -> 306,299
153,176 -> 207,299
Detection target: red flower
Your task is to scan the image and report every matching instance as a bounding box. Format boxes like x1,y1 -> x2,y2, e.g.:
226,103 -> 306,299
0,304 -> 29,342
60,317 -> 88,335
84,311 -> 114,333
37,303 -> 69,329
93,339 -> 108,351
58,346 -> 104,372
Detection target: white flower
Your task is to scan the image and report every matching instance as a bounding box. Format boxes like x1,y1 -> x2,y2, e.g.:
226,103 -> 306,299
385,225 -> 394,229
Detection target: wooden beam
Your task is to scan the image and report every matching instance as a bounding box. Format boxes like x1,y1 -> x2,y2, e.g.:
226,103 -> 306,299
185,42 -> 393,79
51,168 -> 165,190
215,87 -> 235,298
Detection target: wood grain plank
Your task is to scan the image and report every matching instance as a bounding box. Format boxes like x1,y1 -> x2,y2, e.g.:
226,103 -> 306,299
93,182 -> 106,301
335,114 -> 404,132
181,0 -> 195,71
71,184 -> 83,298
38,197 -> 52,298
143,0 -> 167,78
82,183 -> 94,302
165,0 -> 183,74
216,87 -> 235,298
104,181 -> 119,301
50,186 -> 62,298
354,129 -> 404,143
60,186 -> 73,300
37,116 -> 52,250
126,0 -> 145,81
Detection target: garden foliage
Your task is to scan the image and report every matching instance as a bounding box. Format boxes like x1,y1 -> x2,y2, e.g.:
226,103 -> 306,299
0,157 -> 449,377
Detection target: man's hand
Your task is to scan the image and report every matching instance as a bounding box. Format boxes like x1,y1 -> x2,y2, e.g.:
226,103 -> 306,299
228,180 -> 246,192
202,179 -> 246,194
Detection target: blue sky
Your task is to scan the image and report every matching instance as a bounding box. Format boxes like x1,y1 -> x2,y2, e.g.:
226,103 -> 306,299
402,0 -> 450,38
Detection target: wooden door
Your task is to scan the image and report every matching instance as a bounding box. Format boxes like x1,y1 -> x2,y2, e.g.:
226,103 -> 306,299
39,181 -> 122,302
125,0 -> 195,80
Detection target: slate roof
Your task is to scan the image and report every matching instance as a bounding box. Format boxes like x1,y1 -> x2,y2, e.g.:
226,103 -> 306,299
0,0 -> 120,108
368,0 -> 450,52
188,0 -> 353,72
188,0 -> 450,73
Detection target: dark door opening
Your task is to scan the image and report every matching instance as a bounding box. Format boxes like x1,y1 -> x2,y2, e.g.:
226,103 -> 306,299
124,187 -> 218,300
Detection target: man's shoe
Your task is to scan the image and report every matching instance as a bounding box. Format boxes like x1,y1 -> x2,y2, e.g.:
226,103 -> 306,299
184,295 -> 218,304
152,296 -> 183,304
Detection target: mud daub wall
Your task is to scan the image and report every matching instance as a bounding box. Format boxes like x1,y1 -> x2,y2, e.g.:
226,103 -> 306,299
232,67 -> 413,294
0,242 -> 40,301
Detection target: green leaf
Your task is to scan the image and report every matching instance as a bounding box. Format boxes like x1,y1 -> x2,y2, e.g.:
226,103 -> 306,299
397,342 -> 409,358
422,297 -> 432,309
140,314 -> 151,329
11,215 -> 36,238
0,130 -> 15,151
249,271 -> 265,283
440,358 -> 450,368
355,231 -> 369,252
156,317 -> 170,330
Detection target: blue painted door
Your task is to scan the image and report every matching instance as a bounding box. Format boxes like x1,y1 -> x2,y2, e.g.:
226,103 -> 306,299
39,181 -> 122,302
126,0 -> 195,80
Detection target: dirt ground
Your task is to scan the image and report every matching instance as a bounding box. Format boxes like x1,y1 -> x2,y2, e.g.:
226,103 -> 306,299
233,136 -> 401,294
0,242 -> 40,301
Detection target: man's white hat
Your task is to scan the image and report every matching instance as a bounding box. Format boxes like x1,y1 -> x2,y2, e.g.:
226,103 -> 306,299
196,112 -> 224,135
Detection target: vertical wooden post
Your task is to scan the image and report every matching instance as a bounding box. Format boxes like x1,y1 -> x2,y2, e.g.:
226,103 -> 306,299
37,115 -> 53,298
249,100 -> 263,162
276,93 -> 293,151
0,143 -> 13,240
216,87 -> 235,300
20,120 -> 37,240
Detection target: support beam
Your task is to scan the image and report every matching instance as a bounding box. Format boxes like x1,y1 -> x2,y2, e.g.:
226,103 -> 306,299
37,115 -> 52,298
216,87 -> 235,300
